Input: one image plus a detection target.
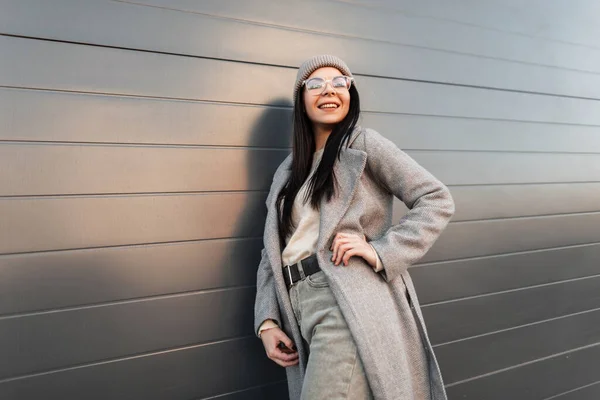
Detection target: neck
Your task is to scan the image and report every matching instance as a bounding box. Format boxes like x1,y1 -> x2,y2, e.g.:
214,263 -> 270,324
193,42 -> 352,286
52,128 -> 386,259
313,123 -> 333,151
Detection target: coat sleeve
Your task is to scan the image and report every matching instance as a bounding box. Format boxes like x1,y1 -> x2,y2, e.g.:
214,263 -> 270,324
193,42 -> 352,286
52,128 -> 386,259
364,128 -> 455,283
254,248 -> 281,337
254,159 -> 290,337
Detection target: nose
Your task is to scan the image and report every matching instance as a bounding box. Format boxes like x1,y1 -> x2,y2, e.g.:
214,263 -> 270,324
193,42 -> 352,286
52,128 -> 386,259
321,81 -> 336,96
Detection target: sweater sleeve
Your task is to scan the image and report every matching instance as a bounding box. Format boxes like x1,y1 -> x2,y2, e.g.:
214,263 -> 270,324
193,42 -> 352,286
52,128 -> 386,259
368,242 -> 384,272
258,319 -> 279,338
364,129 -> 455,283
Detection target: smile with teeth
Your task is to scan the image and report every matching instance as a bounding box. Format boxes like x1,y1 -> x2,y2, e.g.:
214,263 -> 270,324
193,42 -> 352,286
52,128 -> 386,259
319,103 -> 339,109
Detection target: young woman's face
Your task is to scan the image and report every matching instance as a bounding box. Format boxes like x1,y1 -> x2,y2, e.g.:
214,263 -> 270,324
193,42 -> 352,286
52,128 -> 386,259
302,67 -> 351,130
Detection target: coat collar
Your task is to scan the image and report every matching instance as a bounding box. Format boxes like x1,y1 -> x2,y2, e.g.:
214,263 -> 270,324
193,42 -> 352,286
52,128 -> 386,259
263,127 -> 367,270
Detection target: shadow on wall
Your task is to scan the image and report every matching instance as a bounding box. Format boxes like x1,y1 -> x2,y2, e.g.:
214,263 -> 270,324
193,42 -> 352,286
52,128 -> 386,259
229,97 -> 294,391
234,97 -> 293,254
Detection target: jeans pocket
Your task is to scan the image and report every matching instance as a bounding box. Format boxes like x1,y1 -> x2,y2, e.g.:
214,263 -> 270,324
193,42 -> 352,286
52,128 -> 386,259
306,270 -> 330,288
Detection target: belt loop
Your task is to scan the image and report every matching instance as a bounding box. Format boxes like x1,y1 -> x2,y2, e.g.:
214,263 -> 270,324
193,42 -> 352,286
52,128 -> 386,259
297,259 -> 305,279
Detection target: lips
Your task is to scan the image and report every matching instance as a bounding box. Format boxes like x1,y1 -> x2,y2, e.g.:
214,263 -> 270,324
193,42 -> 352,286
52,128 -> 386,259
318,102 -> 340,110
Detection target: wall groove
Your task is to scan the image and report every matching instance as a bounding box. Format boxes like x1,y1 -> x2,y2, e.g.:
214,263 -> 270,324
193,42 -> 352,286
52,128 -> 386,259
433,304 -> 600,348
445,341 -> 600,387
0,335 -> 256,384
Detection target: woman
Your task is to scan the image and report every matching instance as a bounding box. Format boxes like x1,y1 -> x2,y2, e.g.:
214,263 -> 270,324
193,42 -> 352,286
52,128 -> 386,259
254,55 -> 455,400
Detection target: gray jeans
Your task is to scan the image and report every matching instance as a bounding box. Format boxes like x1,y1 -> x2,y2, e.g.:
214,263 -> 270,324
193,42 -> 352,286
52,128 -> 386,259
289,269 -> 374,400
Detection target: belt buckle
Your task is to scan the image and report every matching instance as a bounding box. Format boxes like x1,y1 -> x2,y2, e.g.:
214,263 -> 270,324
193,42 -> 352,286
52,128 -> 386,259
286,265 -> 295,288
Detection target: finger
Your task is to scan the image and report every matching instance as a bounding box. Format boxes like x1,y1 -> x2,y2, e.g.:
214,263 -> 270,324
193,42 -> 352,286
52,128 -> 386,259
330,232 -> 347,250
272,349 -> 299,362
332,235 -> 345,257
332,238 -> 340,263
281,357 -> 300,366
342,248 -> 360,266
275,358 -> 300,368
332,237 -> 348,264
335,243 -> 348,265
269,347 -> 298,363
330,232 -> 340,251
336,240 -> 355,264
274,333 -> 296,351
336,243 -> 354,265
275,350 -> 299,360
267,346 -> 296,360
278,352 -> 300,362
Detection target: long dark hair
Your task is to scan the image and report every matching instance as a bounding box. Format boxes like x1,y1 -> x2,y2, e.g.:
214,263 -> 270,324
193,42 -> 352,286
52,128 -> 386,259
276,84 -> 361,244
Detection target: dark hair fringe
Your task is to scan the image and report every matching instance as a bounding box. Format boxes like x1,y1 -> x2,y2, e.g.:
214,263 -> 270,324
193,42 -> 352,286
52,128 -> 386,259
276,85 -> 361,245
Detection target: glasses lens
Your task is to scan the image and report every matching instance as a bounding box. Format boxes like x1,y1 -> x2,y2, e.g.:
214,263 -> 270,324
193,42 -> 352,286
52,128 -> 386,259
332,76 -> 349,89
305,78 -> 325,91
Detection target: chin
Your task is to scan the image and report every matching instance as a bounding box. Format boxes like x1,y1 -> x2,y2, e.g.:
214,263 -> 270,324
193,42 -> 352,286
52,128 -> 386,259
316,114 -> 345,125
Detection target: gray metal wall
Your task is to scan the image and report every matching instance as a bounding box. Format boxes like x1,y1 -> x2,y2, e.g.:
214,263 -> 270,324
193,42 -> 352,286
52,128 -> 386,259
1,0 -> 600,399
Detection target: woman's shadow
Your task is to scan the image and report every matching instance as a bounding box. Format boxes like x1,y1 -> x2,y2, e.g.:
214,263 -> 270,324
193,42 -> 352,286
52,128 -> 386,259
232,96 -> 292,279
228,98 -> 293,394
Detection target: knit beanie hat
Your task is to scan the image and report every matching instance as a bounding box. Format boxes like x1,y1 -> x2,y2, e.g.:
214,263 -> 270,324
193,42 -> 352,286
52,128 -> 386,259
293,55 -> 353,102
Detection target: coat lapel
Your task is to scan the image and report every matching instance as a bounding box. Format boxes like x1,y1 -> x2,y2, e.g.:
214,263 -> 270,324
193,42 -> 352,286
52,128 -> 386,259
316,147 -> 367,250
317,127 -> 367,250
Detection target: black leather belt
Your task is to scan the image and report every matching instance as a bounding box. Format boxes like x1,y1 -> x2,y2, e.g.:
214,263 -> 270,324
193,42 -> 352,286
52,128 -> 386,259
282,253 -> 320,289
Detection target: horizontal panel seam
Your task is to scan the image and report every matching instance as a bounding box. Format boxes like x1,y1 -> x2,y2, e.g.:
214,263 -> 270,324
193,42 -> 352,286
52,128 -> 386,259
1,182 -> 600,199
446,181 -> 600,187
449,210 -> 600,225
0,190 -> 269,200
0,140 -> 292,151
110,1 -> 600,77
196,379 -> 288,400
2,239 -> 600,267
0,85 -> 296,109
451,210 -> 600,224
0,334 -> 256,384
542,379 -> 600,400
0,235 -> 262,257
4,33 -> 600,101
364,109 -> 600,127
1,273 -> 598,321
4,139 -> 600,155
3,207 -> 598,225
0,33 -> 298,71
0,217 -> 598,255
415,241 -> 600,268
444,341 -> 600,387
423,272 -> 600,308
5,86 -> 600,127
0,285 -> 258,320
327,0 -> 600,52
433,305 -> 600,348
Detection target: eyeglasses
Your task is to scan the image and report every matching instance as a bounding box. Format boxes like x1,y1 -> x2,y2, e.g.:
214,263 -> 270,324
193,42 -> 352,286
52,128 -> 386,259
302,75 -> 354,95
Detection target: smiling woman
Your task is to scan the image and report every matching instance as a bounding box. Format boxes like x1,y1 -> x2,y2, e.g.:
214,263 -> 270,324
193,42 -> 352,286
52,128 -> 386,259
302,70 -> 353,141
254,55 -> 455,400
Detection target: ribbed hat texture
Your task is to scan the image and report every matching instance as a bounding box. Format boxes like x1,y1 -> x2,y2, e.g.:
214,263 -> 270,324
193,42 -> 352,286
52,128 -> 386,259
293,55 -> 353,101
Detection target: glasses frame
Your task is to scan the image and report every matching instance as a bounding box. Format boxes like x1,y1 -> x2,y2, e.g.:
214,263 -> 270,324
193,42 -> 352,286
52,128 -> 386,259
302,75 -> 355,95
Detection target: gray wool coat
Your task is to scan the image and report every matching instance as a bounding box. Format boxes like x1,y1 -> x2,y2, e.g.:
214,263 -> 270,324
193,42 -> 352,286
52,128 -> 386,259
254,126 -> 455,400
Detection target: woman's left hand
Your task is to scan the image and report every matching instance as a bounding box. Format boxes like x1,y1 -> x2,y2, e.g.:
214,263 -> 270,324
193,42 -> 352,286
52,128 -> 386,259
330,232 -> 377,268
